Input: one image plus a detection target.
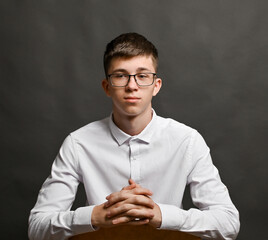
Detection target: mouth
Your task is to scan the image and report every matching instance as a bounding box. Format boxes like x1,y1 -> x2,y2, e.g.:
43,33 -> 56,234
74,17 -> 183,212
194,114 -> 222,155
124,96 -> 141,103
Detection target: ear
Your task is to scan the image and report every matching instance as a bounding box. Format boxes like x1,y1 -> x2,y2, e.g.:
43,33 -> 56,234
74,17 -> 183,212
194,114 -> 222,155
152,77 -> 162,96
102,79 -> 111,97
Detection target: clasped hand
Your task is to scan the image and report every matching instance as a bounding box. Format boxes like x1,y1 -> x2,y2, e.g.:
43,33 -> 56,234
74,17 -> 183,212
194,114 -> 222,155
91,179 -> 161,229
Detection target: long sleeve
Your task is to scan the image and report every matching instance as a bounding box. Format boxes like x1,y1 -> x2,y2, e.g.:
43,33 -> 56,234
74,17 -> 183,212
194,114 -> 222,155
28,135 -> 96,240
28,114 -> 240,240
158,131 -> 240,240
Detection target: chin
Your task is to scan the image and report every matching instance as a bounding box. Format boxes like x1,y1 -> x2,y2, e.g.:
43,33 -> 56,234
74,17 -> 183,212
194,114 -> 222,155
114,103 -> 151,118
124,107 -> 149,118
117,107 -> 140,117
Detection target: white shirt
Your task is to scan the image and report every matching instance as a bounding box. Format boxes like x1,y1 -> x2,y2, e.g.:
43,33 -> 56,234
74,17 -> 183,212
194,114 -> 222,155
29,110 -> 240,240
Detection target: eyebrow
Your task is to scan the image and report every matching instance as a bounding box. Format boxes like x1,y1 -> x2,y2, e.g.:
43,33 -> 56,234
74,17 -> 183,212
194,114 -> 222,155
110,67 -> 152,74
136,67 -> 152,72
110,69 -> 128,74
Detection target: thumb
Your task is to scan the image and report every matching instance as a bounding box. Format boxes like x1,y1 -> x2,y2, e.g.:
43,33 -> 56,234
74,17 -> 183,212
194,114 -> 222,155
129,179 -> 141,188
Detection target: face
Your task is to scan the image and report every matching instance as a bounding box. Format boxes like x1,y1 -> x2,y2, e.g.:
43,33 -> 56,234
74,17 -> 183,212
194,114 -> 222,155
102,55 -> 162,119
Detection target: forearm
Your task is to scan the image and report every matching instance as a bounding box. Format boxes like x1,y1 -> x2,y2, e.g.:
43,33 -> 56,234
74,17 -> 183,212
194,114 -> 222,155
28,206 -> 96,240
158,203 -> 240,240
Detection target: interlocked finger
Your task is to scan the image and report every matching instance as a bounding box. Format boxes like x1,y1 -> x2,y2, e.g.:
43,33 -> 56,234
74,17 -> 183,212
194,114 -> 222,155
112,215 -> 150,225
105,188 -> 153,208
107,202 -> 154,219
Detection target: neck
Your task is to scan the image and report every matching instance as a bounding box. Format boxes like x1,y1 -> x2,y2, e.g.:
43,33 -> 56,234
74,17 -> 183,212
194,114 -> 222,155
112,109 -> 153,136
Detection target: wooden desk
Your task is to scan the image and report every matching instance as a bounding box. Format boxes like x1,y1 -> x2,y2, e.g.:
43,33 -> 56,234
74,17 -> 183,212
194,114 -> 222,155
70,225 -> 201,240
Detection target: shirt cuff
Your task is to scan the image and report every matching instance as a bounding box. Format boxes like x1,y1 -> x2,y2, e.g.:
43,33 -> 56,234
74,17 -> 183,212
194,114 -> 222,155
157,203 -> 184,230
72,205 -> 97,234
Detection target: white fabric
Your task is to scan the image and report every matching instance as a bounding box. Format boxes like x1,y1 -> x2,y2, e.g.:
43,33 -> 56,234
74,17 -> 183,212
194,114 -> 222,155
29,110 -> 240,240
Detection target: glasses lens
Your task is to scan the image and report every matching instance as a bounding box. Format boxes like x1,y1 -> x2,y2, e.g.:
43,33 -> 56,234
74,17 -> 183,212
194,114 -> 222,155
110,74 -> 129,86
136,73 -> 155,86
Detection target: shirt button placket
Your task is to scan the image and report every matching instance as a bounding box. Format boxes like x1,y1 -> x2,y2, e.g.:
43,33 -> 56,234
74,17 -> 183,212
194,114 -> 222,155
129,139 -> 140,183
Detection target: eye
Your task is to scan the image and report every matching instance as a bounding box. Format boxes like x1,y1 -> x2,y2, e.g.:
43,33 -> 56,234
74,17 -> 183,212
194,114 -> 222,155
114,74 -> 125,78
137,73 -> 149,79
112,74 -> 128,79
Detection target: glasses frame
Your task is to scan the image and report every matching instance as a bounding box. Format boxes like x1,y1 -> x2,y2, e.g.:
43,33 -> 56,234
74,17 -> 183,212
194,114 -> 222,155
108,73 -> 157,87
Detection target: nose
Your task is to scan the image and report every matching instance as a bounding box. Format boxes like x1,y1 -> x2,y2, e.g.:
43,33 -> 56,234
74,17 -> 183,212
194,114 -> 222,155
126,75 -> 138,90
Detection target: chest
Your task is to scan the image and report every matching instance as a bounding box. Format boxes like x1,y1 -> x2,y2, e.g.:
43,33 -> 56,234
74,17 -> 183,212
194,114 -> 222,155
77,138 -> 191,205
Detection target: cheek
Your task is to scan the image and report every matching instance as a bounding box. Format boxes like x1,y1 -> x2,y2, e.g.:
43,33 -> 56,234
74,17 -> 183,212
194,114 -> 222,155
110,90 -> 123,102
143,91 -> 154,103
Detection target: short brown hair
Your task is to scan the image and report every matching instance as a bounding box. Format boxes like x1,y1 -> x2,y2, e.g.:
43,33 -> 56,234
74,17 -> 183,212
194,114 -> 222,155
103,33 -> 158,77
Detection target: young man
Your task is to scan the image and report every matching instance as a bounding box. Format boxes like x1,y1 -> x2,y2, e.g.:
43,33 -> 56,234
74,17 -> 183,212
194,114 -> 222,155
29,33 -> 240,240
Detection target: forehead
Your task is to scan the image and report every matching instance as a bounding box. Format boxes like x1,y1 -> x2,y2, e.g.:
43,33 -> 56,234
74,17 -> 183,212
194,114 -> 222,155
108,55 -> 156,73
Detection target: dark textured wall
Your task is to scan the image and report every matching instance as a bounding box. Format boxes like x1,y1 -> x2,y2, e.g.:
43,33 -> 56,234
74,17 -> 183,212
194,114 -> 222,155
1,1 -> 267,239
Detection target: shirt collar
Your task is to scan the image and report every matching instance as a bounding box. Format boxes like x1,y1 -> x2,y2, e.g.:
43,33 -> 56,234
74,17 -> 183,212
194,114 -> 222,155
109,109 -> 157,146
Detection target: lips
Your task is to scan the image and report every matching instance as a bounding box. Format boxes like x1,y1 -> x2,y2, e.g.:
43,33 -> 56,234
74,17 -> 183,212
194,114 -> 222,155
124,96 -> 141,103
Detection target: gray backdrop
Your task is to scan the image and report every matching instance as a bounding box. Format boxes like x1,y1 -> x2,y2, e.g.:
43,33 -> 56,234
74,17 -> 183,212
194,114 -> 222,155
1,0 -> 267,239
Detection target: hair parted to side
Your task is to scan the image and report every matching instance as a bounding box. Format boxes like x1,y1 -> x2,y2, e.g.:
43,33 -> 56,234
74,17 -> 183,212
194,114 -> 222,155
104,32 -> 158,77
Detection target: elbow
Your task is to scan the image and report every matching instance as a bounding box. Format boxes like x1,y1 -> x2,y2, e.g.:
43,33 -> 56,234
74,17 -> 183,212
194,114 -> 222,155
229,209 -> 240,240
28,212 -> 51,240
28,213 -> 42,240
28,216 -> 37,240
208,206 -> 240,240
221,207 -> 240,240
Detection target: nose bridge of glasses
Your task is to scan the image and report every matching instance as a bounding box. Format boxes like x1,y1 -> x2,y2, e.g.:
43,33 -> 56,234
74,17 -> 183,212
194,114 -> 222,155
127,74 -> 139,85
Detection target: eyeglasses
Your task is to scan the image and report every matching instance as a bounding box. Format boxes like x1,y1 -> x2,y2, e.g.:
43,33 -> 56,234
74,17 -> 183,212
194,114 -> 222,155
108,73 -> 156,87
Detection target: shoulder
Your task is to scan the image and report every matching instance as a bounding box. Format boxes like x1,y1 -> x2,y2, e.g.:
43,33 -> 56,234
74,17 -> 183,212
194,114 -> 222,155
155,115 -> 209,154
154,115 -> 205,147
156,115 -> 197,136
70,117 -> 110,141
